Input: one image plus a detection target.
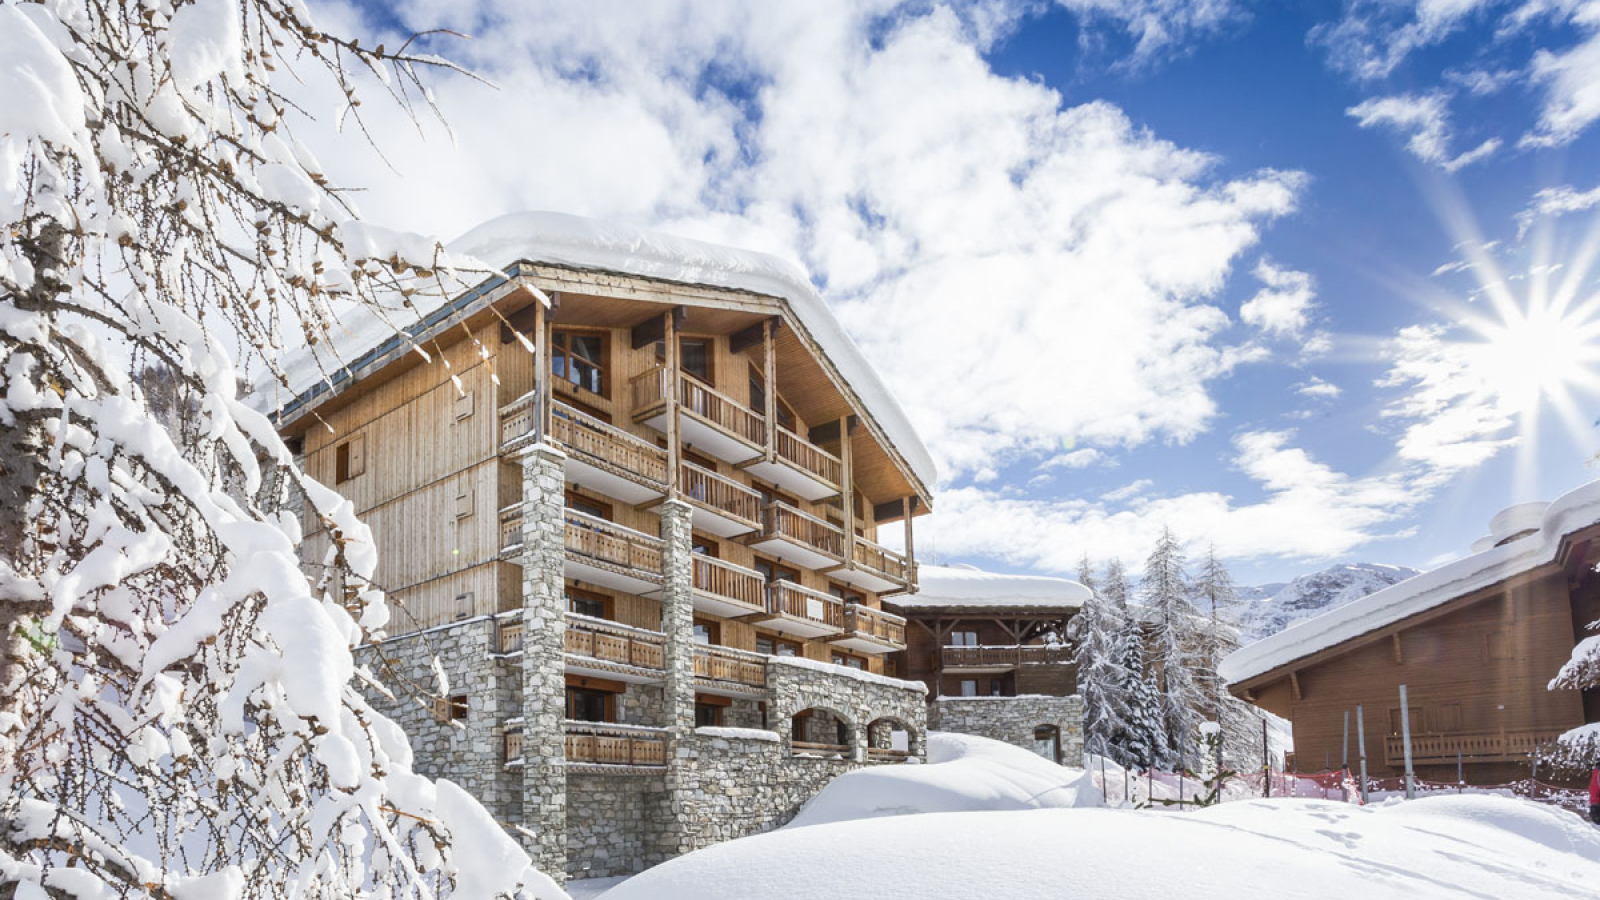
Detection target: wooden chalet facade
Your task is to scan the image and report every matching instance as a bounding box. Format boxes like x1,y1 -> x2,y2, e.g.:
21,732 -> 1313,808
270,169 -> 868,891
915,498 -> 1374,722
1223,497 -> 1600,785
262,212 -> 937,880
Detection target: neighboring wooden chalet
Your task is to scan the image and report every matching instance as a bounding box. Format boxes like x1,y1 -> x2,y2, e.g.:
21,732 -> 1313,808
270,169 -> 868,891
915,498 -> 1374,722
1221,490 -> 1600,785
260,211 -> 938,881
887,565 -> 1089,763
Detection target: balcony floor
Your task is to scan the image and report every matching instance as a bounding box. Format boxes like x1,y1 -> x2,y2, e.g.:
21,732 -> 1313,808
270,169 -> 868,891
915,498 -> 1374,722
647,496 -> 756,538
564,554 -> 664,596
827,564 -> 902,594
745,535 -> 840,571
640,410 -> 762,464
691,591 -> 766,619
828,634 -> 902,655
747,611 -> 838,640
741,457 -> 836,502
563,454 -> 666,505
564,656 -> 665,684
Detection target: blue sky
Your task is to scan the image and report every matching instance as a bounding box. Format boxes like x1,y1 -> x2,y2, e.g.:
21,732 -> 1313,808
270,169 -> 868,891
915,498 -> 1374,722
315,0 -> 1600,585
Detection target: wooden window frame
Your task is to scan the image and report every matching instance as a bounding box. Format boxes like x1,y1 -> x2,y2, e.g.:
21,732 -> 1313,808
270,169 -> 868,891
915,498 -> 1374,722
692,617 -> 721,646
335,433 -> 365,483
829,583 -> 866,605
564,489 -> 613,521
756,632 -> 801,657
552,328 -> 610,399
691,533 -> 721,558
747,363 -> 797,430
660,336 -> 715,385
949,631 -> 979,647
432,695 -> 469,723
753,555 -> 800,584
566,586 -> 613,620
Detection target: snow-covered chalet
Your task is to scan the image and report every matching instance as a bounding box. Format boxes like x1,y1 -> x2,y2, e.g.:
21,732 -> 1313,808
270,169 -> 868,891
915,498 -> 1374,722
260,212 -> 937,882
1221,487 -> 1600,785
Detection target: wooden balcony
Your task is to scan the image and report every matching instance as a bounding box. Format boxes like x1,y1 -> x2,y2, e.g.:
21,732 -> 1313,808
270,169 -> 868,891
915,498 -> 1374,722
829,603 -> 907,655
632,366 -> 765,464
690,554 -> 767,618
693,644 -> 769,695
746,501 -> 845,570
792,740 -> 850,759
549,401 -> 669,504
499,619 -> 524,654
498,391 -> 540,452
940,644 -> 1070,672
564,721 -> 668,768
829,536 -> 915,593
1382,729 -> 1564,767
564,614 -> 667,682
563,509 -> 665,595
742,425 -> 843,502
676,461 -> 761,537
754,580 -> 844,639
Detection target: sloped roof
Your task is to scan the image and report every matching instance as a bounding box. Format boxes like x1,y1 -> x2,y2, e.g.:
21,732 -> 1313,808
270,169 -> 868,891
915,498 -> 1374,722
894,564 -> 1091,611
1219,478 -> 1600,687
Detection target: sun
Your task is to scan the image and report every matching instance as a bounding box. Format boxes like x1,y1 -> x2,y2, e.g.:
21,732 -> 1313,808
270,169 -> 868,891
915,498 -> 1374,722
1474,300 -> 1600,416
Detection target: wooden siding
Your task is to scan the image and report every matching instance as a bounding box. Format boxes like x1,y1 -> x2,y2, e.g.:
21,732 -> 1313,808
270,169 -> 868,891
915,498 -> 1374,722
1246,569 -> 1585,778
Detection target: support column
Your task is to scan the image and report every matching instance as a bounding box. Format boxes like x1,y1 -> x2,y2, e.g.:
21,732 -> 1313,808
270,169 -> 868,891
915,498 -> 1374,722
658,498 -> 697,855
519,442 -> 568,880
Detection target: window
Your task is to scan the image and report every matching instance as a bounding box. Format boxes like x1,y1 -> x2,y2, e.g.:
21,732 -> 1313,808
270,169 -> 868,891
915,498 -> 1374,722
566,687 -> 612,723
748,365 -> 797,430
990,678 -> 1005,696
949,631 -> 979,647
756,634 -> 800,657
553,330 -> 607,396
829,584 -> 866,605
1431,702 -> 1462,733
656,337 -> 714,383
831,651 -> 866,670
565,490 -> 612,520
432,695 -> 468,723
959,679 -> 979,697
1388,706 -> 1422,737
753,558 -> 799,584
691,534 -> 720,558
693,618 -> 720,646
1033,725 -> 1061,764
335,434 -> 365,483
566,588 -> 609,620
695,702 -> 724,728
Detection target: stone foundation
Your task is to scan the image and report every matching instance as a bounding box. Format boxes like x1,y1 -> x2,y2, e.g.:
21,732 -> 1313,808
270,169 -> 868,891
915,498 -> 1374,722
930,694 -> 1085,766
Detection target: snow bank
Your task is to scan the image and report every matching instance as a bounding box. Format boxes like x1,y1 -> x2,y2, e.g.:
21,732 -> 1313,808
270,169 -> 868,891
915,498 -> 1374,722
896,564 -> 1091,609
694,726 -> 780,742
769,655 -> 927,692
788,732 -> 1100,827
1222,477 -> 1600,684
606,794 -> 1600,900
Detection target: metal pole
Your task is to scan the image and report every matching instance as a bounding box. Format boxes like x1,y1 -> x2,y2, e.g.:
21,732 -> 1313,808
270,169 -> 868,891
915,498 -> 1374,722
1399,684 -> 1416,800
1456,748 -> 1463,792
1356,704 -> 1369,805
1262,717 -> 1270,798
1100,755 -> 1108,804
1341,710 -> 1350,770
1123,764 -> 1129,806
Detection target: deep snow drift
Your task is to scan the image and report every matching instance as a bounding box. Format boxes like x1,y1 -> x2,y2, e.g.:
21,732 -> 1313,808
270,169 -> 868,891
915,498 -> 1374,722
788,732 -> 1101,827
606,795 -> 1600,899
600,732 -> 1600,899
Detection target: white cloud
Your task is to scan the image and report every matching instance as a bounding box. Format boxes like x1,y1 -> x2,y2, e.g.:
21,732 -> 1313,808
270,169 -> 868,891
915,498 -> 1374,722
1522,7 -> 1600,146
912,430 -> 1425,570
1042,448 -> 1110,470
1432,258 -> 1473,276
1101,478 -> 1153,503
1295,377 -> 1342,399
1443,65 -> 1522,95
1052,0 -> 1247,68
1376,324 -> 1518,473
1240,258 -> 1316,337
1346,93 -> 1501,171
1515,182 -> 1600,236
1312,0 -> 1497,81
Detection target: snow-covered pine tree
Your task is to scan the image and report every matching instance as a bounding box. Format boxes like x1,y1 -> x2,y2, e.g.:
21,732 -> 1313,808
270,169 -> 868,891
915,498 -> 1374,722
1141,527 -> 1205,770
1117,629 -> 1168,769
1190,545 -> 1259,771
1067,573 -> 1135,765
0,1 -> 559,897
1102,557 -> 1130,609
1549,613 -> 1600,766
1078,552 -> 1098,595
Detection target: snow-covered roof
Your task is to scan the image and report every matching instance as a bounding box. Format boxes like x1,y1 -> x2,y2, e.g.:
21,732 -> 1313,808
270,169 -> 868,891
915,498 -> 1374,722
260,211 -> 936,491
894,564 -> 1091,611
1220,478 -> 1600,686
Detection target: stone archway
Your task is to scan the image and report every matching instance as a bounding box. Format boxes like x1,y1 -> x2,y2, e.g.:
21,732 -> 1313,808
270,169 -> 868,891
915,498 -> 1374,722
866,716 -> 916,763
790,707 -> 855,758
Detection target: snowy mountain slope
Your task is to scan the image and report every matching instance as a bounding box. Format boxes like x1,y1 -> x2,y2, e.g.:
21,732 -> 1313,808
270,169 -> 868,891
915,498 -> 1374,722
1237,563 -> 1420,642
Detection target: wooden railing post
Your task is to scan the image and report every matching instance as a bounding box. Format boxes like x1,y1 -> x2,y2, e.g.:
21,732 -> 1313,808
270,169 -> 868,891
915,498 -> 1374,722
763,318 -> 777,462
840,415 -> 855,569
665,311 -> 681,498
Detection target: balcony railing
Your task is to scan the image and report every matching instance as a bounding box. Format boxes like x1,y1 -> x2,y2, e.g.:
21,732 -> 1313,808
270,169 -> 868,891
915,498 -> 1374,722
693,644 -> 768,687
499,620 -> 525,654
552,401 -> 669,487
792,740 -> 850,758
761,501 -> 845,560
692,555 -> 766,610
565,721 -> 668,767
767,581 -> 845,630
564,509 -> 665,575
565,614 -> 666,670
841,603 -> 907,648
1382,729 -> 1564,766
851,537 -> 914,587
866,747 -> 912,763
499,392 -> 539,449
940,645 -> 1070,668
774,424 -> 842,490
500,507 -> 524,554
631,366 -> 766,447
682,461 -> 762,528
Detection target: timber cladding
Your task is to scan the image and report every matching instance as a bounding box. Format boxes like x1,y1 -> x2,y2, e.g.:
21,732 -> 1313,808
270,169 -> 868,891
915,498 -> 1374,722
1242,567 -> 1587,779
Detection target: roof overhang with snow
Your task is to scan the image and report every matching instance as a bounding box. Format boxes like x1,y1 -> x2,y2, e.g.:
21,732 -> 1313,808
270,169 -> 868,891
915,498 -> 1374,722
890,564 -> 1091,614
1220,479 -> 1600,690
257,212 -> 937,500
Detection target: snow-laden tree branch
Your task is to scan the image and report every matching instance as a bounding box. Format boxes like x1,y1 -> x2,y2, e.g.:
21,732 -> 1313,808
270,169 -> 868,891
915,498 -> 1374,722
0,0 -> 560,896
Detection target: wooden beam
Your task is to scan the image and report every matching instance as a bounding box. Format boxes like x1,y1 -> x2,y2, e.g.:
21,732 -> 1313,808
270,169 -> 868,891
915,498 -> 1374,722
762,318 -> 777,462
841,416 -> 856,570
498,303 -> 540,344
664,310 -> 681,497
903,496 -> 915,576
630,305 -> 686,349
729,316 -> 781,354
1289,671 -> 1303,702
1392,632 -> 1403,665
534,301 -> 549,442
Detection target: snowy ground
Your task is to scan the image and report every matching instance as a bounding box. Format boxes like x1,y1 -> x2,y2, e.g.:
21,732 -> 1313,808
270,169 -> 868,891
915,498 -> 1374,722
587,733 -> 1600,899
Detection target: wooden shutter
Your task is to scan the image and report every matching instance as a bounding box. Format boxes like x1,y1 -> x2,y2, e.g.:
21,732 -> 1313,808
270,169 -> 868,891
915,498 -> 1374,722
455,390 -> 474,420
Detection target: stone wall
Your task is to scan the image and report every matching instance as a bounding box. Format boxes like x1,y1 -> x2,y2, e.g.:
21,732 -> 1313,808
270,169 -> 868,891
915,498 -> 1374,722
766,658 -> 928,760
565,773 -> 667,880
930,694 -> 1085,766
676,729 -> 854,850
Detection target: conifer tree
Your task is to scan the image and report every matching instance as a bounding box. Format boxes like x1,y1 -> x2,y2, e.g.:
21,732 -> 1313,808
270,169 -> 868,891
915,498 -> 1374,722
1191,545 -> 1258,771
1068,578 -> 1137,765
1102,558 -> 1131,609
1142,527 -> 1204,769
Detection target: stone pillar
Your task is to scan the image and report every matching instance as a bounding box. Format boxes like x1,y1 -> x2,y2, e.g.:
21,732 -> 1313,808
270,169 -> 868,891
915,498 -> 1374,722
658,499 -> 697,855
519,442 -> 568,880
